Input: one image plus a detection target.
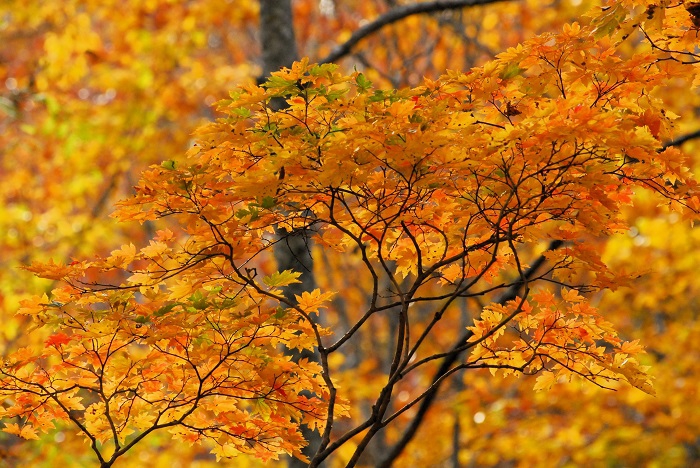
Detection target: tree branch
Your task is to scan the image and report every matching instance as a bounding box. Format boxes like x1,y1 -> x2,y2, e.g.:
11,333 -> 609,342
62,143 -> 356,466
318,0 -> 516,65
377,239 -> 564,468
662,129 -> 700,150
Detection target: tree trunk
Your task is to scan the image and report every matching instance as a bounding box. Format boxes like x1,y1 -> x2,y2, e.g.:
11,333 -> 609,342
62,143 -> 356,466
260,0 -> 298,78
258,2 -> 321,466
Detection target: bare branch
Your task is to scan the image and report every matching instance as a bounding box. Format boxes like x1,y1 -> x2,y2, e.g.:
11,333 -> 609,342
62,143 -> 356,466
318,0 -> 516,65
663,129 -> 700,150
377,239 -> 563,468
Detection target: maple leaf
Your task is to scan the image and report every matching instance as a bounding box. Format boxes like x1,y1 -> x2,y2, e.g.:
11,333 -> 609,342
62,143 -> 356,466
532,288 -> 556,306
561,288 -> 585,303
23,259 -> 84,281
619,339 -> 645,355
294,289 -> 335,314
263,270 -> 302,287
44,332 -> 71,348
127,272 -> 153,286
108,243 -> 137,268
58,393 -> 85,411
17,294 -> 49,316
141,240 -> 169,258
2,423 -> 40,440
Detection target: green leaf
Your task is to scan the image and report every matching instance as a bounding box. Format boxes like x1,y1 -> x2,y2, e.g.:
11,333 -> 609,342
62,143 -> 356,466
235,207 -> 260,221
262,75 -> 297,90
409,113 -> 424,124
262,122 -> 278,133
218,298 -> 237,310
274,307 -> 288,319
368,90 -> 387,102
310,63 -> 339,77
192,335 -> 212,346
325,89 -> 347,101
263,270 -> 302,287
592,4 -> 627,39
254,398 -> 272,420
231,107 -> 251,118
161,160 -> 176,170
188,290 -> 208,310
500,62 -> 524,80
154,303 -> 178,317
259,196 -> 277,209
355,73 -> 372,92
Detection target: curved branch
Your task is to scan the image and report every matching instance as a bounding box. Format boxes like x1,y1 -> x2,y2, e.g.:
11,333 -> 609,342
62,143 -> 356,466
318,0 -> 516,65
377,239 -> 563,468
662,129 -> 700,150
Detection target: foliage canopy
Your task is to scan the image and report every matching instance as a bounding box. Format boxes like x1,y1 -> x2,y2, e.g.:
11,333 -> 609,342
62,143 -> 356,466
2,0 -> 700,466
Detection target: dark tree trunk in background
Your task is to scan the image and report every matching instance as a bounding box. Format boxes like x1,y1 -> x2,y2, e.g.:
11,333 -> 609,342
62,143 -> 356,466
258,2 -> 321,466
260,0 -> 298,78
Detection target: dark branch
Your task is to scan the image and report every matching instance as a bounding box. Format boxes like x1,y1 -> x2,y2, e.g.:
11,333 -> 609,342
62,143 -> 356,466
377,240 -> 564,468
662,129 -> 700,150
318,0 -> 516,65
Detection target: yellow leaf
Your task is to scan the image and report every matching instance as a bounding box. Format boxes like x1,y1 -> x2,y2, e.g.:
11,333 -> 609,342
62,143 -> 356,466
127,272 -> 153,285
619,339 -> 645,355
167,280 -> 197,300
132,412 -> 156,431
141,240 -> 168,258
295,289 -> 335,314
2,423 -> 40,440
561,288 -> 584,303
17,294 -> 49,316
263,270 -> 302,287
109,243 -> 137,268
533,372 -> 557,391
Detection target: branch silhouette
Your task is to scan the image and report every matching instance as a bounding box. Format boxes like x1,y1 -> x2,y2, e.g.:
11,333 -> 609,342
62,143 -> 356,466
318,0 -> 516,65
378,240 -> 564,468
663,129 -> 700,149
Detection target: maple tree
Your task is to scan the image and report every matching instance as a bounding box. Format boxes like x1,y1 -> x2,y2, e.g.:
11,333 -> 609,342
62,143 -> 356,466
3,0 -> 700,466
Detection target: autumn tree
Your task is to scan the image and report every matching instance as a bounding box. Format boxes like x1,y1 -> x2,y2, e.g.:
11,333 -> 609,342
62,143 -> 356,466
3,1 -> 700,467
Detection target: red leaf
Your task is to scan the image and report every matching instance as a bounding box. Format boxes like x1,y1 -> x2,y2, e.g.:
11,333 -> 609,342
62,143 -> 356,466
45,333 -> 71,348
